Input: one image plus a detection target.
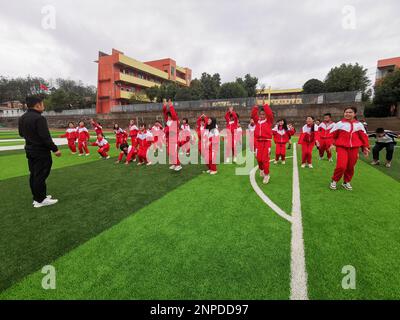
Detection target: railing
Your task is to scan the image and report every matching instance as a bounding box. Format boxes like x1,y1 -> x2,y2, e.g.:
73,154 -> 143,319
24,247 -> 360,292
111,91 -> 362,113
0,108 -> 96,118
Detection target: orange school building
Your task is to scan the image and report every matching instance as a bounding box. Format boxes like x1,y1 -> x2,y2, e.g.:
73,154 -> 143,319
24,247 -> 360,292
96,49 -> 192,113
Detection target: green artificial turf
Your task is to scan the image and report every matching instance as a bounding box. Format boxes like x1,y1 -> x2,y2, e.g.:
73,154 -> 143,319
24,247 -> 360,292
0,157 -> 204,293
299,145 -> 400,299
0,141 -> 25,147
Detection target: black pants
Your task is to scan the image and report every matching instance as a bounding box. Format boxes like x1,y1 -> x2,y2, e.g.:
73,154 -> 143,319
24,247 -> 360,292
373,143 -> 395,162
26,152 -> 53,203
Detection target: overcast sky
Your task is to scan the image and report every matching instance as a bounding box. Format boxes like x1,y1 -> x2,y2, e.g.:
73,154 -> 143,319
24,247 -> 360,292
0,0 -> 399,89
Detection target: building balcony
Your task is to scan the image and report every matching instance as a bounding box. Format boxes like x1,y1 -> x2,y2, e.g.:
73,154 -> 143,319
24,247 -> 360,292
119,73 -> 161,89
118,54 -> 169,80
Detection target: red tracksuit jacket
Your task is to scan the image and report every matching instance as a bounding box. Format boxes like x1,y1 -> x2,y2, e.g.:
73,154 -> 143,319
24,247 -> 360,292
60,128 -> 77,140
129,124 -> 139,139
299,124 -> 319,144
163,103 -> 179,140
225,111 -> 238,131
91,137 -> 109,148
330,119 -> 369,149
318,121 -> 335,139
91,121 -> 103,136
77,127 -> 90,141
272,125 -> 295,144
251,104 -> 274,145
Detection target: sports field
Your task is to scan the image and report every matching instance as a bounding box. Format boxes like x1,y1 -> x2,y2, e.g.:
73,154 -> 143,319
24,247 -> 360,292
0,130 -> 399,300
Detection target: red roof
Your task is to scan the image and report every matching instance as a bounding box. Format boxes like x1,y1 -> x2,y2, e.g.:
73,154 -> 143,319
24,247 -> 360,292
377,57 -> 400,68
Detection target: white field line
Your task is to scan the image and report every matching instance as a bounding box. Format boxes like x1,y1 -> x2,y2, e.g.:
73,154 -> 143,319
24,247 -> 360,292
289,144 -> 309,300
249,144 -> 308,300
0,138 -> 68,152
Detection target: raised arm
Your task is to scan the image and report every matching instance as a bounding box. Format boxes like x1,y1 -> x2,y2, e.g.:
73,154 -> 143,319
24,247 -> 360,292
251,106 -> 259,122
263,103 -> 274,125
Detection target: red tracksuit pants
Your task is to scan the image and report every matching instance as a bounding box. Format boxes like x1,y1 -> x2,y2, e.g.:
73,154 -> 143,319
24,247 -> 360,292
97,145 -> 110,157
67,139 -> 77,153
301,142 -> 314,164
78,140 -> 89,154
167,134 -> 180,165
138,146 -> 150,163
206,146 -> 218,171
256,140 -> 271,175
319,138 -> 333,159
332,147 -> 359,183
225,129 -> 237,158
275,143 -> 287,161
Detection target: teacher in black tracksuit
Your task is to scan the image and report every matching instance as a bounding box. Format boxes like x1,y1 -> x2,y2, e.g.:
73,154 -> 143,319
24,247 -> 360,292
18,95 -> 62,208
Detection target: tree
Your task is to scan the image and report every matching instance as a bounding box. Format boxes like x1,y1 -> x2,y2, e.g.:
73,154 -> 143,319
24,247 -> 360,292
175,87 -> 193,101
324,63 -> 370,95
200,73 -> 221,99
302,79 -> 326,94
189,79 -> 204,100
218,82 -> 248,99
373,69 -> 400,117
145,86 -> 159,102
237,74 -> 258,97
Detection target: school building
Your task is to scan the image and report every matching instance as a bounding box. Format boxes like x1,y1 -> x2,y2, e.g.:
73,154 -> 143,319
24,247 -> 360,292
96,49 -> 192,113
376,56 -> 400,84
256,88 -> 303,105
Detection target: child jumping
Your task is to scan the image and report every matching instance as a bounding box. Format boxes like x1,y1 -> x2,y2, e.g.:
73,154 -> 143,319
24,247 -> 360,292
136,123 -> 154,166
299,116 -> 320,168
77,121 -> 90,156
317,113 -> 335,161
330,107 -> 370,191
225,106 -> 239,163
272,119 -> 295,164
251,101 -> 274,184
91,133 -> 110,159
60,122 -> 77,154
163,99 -> 182,171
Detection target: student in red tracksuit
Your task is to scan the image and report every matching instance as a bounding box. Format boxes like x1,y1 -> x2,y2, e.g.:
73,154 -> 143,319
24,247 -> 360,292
330,107 -> 370,191
318,113 -> 335,161
151,120 -> 164,152
60,122 -> 77,154
136,124 -> 154,166
225,106 -> 239,162
115,142 -> 137,165
272,119 -> 295,164
91,133 -> 110,159
251,102 -> 274,184
77,121 -> 90,156
113,124 -> 128,149
204,117 -> 220,175
163,99 -> 182,171
196,114 -> 208,158
179,118 -> 191,156
128,119 -> 139,146
299,117 -> 320,168
248,118 -> 256,153
90,119 -> 103,136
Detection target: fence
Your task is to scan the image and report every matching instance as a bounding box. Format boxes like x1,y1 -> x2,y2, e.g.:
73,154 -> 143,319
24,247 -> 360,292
0,108 -> 96,118
110,91 -> 362,113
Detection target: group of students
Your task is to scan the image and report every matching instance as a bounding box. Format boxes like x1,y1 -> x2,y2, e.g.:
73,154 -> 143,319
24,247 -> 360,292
60,99 -> 381,190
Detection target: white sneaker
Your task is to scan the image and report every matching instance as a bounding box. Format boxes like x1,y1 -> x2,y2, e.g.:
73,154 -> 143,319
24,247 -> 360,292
308,164 -> 313,169
174,165 -> 182,171
281,161 -> 286,165
263,175 -> 270,184
203,170 -> 211,174
146,162 -> 152,166
386,162 -> 391,168
319,157 -> 323,160
233,157 -> 237,163
371,160 -> 379,165
71,152 -> 76,155
137,162 -> 143,166
85,153 -> 90,156
105,156 -> 110,160
342,182 -> 353,191
273,160 -> 278,165
301,163 -> 306,168
79,153 -> 83,157
328,158 -> 333,162
169,165 -> 176,170
209,171 -> 218,175
330,181 -> 337,190
33,195 -> 52,205
33,197 -> 58,208
226,157 -> 231,163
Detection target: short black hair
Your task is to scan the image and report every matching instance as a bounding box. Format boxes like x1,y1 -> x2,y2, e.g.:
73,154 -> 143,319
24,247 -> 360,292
26,95 -> 44,109
120,143 -> 129,151
376,127 -> 385,134
140,123 -> 146,127
344,106 -> 357,113
323,113 -> 332,117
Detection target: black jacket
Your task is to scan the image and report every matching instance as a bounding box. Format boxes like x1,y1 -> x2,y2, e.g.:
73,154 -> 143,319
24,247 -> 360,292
18,109 -> 58,154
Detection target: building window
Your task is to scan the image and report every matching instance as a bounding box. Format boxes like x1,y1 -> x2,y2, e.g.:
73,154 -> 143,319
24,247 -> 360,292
171,66 -> 175,76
